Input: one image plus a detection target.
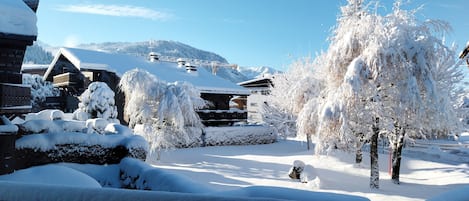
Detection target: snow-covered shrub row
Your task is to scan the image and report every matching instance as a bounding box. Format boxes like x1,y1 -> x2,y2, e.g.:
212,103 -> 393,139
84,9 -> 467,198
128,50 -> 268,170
22,74 -> 60,112
75,82 -> 119,123
15,133 -> 148,170
133,124 -> 277,149
203,126 -> 277,146
16,132 -> 148,153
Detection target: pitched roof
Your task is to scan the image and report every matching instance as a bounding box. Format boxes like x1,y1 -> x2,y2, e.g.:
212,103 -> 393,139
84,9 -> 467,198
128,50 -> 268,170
44,47 -> 250,95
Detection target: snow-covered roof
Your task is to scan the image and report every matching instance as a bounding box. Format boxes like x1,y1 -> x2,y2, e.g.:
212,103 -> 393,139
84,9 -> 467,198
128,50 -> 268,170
45,47 -> 250,95
0,0 -> 37,36
238,75 -> 273,88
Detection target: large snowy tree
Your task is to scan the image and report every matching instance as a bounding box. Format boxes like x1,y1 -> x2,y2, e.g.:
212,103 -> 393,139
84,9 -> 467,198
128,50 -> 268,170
287,0 -> 464,188
119,69 -> 206,159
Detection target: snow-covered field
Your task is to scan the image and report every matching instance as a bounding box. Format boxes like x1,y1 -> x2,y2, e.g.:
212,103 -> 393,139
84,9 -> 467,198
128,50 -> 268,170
151,137 -> 469,201
0,135 -> 467,200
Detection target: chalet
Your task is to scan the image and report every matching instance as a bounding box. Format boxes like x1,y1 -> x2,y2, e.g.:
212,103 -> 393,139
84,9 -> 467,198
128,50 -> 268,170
0,0 -> 39,175
43,47 -> 250,126
238,76 -> 273,123
0,0 -> 39,115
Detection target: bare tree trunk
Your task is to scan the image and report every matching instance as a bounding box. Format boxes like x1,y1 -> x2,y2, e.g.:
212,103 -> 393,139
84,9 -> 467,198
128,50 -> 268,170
370,118 -> 379,189
306,134 -> 311,150
391,125 -> 405,184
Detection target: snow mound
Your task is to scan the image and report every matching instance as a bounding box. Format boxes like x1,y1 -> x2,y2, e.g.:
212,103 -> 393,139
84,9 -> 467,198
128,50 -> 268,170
104,123 -> 133,136
0,0 -> 37,36
25,109 -> 64,121
218,186 -> 368,201
428,185 -> 469,201
0,164 -> 101,188
0,115 -> 18,134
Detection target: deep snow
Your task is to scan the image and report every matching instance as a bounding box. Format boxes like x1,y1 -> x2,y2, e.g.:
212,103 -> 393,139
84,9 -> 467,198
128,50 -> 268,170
0,0 -> 37,36
2,120 -> 468,201
151,138 -> 469,201
0,137 -> 467,200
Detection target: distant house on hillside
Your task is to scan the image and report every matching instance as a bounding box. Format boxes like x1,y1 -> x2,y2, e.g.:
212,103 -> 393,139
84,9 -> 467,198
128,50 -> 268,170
238,76 -> 273,123
0,0 -> 39,115
43,47 -> 250,126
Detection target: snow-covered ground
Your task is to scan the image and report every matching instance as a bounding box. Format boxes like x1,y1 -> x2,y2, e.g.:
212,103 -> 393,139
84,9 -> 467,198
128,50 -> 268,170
0,132 -> 467,200
151,137 -> 469,201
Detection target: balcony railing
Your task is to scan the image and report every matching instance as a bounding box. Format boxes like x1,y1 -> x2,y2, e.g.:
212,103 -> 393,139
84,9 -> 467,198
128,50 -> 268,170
197,110 -> 247,126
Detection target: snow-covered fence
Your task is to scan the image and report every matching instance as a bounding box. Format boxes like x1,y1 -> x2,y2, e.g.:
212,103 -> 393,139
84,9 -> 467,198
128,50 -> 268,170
409,140 -> 469,151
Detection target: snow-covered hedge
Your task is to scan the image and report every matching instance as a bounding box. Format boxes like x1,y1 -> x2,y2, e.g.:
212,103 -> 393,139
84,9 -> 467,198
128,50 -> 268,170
203,126 -> 277,146
134,125 -> 277,148
15,132 -> 148,170
15,113 -> 149,170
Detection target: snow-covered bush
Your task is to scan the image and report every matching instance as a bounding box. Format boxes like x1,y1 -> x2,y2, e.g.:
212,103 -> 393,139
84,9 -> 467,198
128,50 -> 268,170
119,69 -> 206,157
22,74 -> 60,112
75,82 -> 119,123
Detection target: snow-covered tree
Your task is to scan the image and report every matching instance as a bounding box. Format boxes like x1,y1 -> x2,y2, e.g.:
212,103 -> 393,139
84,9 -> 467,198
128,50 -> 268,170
75,82 -> 119,123
23,74 -> 60,112
263,57 -> 322,147
119,69 -> 206,159
290,0 -> 464,188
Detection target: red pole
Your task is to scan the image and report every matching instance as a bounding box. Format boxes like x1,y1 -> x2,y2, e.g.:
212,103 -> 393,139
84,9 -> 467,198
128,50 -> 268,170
388,147 -> 392,176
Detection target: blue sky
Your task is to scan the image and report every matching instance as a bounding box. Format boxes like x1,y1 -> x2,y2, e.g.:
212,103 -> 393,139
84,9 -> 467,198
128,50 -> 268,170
36,0 -> 468,70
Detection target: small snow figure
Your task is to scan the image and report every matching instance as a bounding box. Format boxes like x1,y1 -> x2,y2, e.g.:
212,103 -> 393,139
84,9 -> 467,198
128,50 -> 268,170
288,160 -> 320,188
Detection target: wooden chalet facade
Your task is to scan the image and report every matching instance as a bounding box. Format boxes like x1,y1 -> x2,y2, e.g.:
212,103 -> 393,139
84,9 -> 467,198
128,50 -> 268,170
0,0 -> 39,115
43,48 -> 250,126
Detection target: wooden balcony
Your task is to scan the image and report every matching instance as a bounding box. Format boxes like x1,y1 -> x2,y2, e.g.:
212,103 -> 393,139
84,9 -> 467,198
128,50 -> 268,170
197,110 -> 247,126
53,73 -> 82,87
0,84 -> 31,114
